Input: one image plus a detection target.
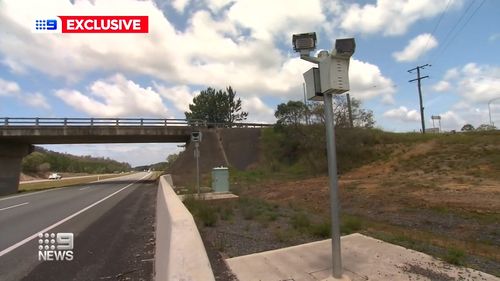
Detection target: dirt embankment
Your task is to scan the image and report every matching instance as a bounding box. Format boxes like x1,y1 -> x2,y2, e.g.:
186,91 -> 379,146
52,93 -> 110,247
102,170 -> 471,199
240,137 -> 499,274
169,128 -> 262,187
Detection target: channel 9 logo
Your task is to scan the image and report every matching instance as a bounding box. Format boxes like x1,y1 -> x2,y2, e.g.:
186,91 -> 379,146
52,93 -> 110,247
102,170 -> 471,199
32,16 -> 149,33
38,232 -> 74,261
35,19 -> 58,30
33,18 -> 61,33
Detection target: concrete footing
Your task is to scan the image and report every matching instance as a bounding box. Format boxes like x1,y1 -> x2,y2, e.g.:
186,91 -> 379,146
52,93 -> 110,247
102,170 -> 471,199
321,274 -> 351,281
0,143 -> 33,196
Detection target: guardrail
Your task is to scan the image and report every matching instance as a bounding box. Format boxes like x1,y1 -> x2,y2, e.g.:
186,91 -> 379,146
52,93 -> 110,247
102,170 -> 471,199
0,117 -> 190,126
155,175 -> 215,281
0,117 -> 274,128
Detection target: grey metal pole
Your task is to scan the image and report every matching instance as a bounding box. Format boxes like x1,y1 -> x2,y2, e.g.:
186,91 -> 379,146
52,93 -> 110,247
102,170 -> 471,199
489,101 -> 493,126
323,92 -> 342,278
195,142 -> 200,195
303,83 -> 309,125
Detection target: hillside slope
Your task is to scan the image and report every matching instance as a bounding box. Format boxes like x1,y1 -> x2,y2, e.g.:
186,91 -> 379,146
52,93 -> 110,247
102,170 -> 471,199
168,128 -> 262,187
236,130 -> 499,275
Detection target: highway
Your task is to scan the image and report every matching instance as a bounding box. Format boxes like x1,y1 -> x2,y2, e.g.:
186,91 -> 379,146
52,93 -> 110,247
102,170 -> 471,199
0,172 -> 157,281
19,173 -> 121,184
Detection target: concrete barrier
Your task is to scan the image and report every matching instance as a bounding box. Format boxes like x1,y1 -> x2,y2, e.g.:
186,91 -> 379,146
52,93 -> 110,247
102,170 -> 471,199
155,175 -> 215,281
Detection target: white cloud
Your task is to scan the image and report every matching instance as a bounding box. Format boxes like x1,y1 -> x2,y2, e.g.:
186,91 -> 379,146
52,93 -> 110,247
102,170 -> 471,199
0,78 -> 51,110
349,59 -> 396,103
171,0 -> 191,13
443,68 -> 459,80
0,78 -> 20,95
55,74 -> 170,117
227,0 -> 325,42
203,0 -> 234,12
241,96 -> 274,123
393,33 -> 438,62
489,33 -> 500,41
383,106 -> 420,122
0,0 -> 398,107
24,92 -> 51,109
437,63 -> 500,103
154,83 -> 196,113
340,0 -> 463,36
437,105 -> 493,131
432,80 -> 451,92
437,110 -> 466,131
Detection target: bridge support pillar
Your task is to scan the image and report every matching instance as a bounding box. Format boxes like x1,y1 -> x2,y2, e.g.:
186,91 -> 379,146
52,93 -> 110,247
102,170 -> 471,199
0,143 -> 33,196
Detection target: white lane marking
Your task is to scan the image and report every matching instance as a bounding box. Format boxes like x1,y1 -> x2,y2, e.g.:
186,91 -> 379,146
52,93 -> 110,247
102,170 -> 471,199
0,188 -> 62,202
78,186 -> 91,191
0,172 -> 150,257
0,172 -> 139,202
0,202 -> 29,211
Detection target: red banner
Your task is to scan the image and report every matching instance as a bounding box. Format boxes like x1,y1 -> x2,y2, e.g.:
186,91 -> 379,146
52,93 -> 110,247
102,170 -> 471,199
58,16 -> 148,33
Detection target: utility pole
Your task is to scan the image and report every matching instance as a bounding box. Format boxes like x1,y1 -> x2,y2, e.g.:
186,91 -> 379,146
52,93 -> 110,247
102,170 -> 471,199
489,97 -> 500,126
408,64 -> 430,133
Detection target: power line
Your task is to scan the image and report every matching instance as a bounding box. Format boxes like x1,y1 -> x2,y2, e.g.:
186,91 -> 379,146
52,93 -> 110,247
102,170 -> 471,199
437,0 -> 476,48
408,64 -> 430,134
431,0 -> 485,63
422,0 -> 452,60
439,0 -> 486,55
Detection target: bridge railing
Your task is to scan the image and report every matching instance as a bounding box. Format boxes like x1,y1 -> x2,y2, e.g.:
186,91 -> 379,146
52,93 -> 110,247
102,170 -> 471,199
0,117 -> 274,128
0,117 -> 190,127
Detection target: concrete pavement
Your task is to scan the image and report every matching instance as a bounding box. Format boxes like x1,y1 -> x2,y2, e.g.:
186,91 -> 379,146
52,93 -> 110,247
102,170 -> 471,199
227,233 -> 499,281
0,172 -> 156,281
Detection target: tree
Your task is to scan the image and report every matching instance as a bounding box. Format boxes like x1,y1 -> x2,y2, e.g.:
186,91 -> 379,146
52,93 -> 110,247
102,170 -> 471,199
22,152 -> 46,173
185,86 -> 248,126
461,124 -> 475,132
307,96 -> 375,128
475,124 -> 496,131
275,101 -> 308,126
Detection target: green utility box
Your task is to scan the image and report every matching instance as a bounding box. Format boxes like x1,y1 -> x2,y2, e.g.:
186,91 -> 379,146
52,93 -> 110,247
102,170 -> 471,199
212,167 -> 229,193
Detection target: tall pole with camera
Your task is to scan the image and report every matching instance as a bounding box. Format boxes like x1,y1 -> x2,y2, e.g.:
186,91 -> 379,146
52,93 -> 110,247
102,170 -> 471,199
293,32 -> 355,280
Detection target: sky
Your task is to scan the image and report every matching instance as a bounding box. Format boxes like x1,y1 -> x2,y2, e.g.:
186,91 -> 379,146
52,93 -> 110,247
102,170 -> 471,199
1,0 -> 499,166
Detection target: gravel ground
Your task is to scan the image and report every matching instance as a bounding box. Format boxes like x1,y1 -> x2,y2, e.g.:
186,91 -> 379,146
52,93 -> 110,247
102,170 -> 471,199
195,199 -> 327,280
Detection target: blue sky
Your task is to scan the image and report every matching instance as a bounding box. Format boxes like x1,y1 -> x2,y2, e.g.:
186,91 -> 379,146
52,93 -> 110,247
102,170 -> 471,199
1,0 -> 499,166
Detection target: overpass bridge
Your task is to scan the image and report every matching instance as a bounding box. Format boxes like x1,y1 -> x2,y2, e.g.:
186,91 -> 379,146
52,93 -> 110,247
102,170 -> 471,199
0,117 -> 271,195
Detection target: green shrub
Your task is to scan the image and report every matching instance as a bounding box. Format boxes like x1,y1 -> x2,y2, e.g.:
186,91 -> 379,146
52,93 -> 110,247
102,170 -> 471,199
198,206 -> 217,226
219,206 -> 234,221
310,221 -> 331,238
341,216 -> 362,234
290,212 -> 311,229
273,229 -> 294,242
183,195 -> 217,227
444,248 -> 466,266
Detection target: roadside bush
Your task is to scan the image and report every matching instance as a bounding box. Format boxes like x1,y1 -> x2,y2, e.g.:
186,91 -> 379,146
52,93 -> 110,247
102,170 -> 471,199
198,206 -> 217,227
310,221 -> 331,238
444,247 -> 466,266
183,195 -> 218,227
290,212 -> 311,230
219,206 -> 234,221
341,216 -> 362,234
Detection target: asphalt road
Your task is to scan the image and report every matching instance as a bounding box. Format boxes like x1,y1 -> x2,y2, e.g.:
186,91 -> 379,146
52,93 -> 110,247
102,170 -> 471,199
0,172 -> 157,281
19,173 -> 119,184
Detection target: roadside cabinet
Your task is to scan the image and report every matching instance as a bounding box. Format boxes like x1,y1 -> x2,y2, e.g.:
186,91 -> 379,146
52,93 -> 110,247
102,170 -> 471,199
212,167 -> 229,193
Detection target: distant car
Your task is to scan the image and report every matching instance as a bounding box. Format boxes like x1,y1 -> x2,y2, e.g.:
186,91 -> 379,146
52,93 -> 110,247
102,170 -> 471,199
48,173 -> 62,180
